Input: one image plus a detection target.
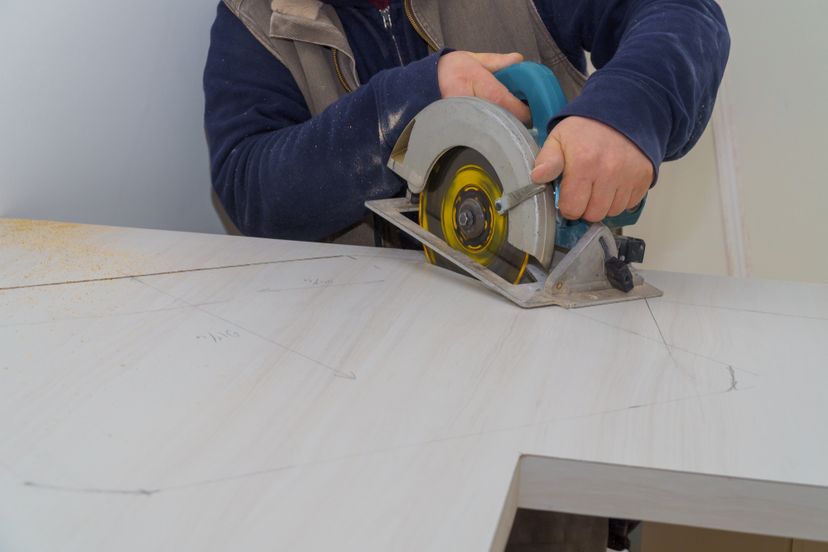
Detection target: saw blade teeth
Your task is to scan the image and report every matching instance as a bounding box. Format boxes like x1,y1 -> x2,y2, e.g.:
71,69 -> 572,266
418,147 -> 528,284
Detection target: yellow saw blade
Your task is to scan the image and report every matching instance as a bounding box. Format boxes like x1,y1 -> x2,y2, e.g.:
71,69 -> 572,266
418,147 -> 528,284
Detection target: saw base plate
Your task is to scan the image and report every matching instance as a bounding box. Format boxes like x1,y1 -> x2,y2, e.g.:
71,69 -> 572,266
366,197 -> 663,309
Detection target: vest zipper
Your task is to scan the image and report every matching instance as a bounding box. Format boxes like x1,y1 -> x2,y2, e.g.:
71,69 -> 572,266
380,6 -> 405,66
334,1 -> 437,93
402,0 -> 439,52
331,49 -> 353,93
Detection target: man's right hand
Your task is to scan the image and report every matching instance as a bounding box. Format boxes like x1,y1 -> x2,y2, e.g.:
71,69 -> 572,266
437,52 -> 530,125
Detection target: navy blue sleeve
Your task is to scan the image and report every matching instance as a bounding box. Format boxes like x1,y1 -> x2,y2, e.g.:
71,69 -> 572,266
535,0 -> 730,173
203,3 -> 441,240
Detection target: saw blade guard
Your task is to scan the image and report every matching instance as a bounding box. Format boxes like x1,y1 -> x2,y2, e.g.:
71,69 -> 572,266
387,96 -> 556,268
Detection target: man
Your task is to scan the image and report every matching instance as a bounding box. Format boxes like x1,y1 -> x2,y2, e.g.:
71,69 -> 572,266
204,0 -> 729,243
203,0 -> 729,548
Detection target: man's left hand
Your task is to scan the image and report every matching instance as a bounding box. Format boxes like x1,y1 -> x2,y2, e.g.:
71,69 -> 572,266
530,116 -> 653,222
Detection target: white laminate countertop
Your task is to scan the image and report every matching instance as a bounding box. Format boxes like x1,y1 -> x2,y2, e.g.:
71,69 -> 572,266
1,218 -> 827,551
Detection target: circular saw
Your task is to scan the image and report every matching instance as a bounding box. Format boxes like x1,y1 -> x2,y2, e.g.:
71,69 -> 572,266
366,62 -> 661,308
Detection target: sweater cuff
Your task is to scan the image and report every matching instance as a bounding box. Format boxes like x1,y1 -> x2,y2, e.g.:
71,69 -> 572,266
374,51 -> 447,150
550,70 -> 673,185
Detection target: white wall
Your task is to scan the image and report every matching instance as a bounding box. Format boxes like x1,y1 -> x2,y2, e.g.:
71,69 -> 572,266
636,0 -> 828,284
634,128 -> 730,278
718,0 -> 828,283
0,1 -> 226,234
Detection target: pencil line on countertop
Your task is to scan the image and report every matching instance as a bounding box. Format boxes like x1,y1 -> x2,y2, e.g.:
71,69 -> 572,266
0,304 -> 192,329
22,481 -> 159,497
656,298 -> 828,322
0,255 -> 349,292
18,382 -> 755,500
133,277 -> 357,380
258,279 -> 386,293
573,306 -> 759,383
645,298 -> 679,367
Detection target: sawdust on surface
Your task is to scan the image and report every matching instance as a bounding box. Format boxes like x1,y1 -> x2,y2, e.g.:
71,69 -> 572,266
1,218 -> 149,286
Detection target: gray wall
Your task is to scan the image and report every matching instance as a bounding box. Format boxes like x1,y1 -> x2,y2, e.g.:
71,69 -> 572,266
0,1 -> 226,234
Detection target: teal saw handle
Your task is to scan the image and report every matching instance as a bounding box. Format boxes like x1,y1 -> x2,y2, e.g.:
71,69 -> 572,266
494,61 -> 567,146
494,61 -> 645,242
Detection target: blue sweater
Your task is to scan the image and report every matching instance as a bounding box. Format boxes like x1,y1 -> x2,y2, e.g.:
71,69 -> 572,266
203,0 -> 730,240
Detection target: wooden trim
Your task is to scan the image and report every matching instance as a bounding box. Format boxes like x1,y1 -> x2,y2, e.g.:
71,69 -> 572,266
711,74 -> 750,278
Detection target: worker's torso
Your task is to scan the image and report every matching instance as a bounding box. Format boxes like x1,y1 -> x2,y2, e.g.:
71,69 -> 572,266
222,0 -> 587,245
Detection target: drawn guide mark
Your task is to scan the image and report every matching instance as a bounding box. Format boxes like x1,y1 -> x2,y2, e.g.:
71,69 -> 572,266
304,277 -> 334,287
196,329 -> 242,343
258,278 -> 386,294
132,278 -> 357,380
573,301 -> 755,396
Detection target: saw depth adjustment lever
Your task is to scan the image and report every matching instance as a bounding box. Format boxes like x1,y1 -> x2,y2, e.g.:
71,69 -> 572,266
599,236 -> 646,293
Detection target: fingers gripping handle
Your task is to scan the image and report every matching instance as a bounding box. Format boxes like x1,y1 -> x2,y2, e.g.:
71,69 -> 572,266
494,61 -> 646,234
494,62 -> 568,212
494,62 -> 567,146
